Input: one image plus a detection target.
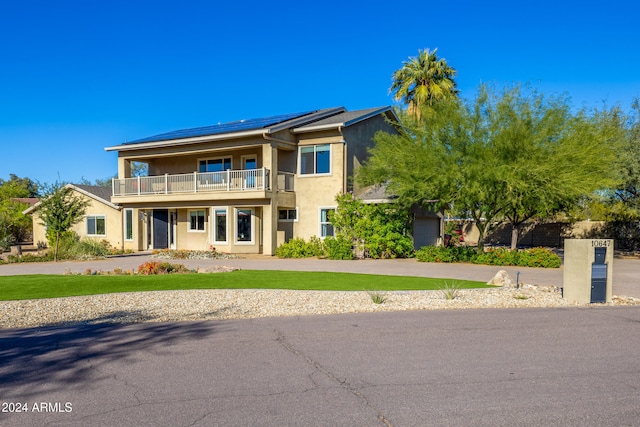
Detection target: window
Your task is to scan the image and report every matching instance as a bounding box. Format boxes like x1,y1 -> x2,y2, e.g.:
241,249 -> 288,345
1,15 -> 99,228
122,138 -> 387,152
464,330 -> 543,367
320,208 -> 335,237
236,209 -> 253,243
214,209 -> 227,243
300,144 -> 330,175
278,209 -> 298,221
124,209 -> 133,241
189,210 -> 206,232
87,215 -> 106,236
199,157 -> 232,173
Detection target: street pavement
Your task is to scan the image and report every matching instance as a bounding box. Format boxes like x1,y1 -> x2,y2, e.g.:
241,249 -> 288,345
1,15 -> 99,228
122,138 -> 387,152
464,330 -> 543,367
1,253 -> 639,298
1,307 -> 639,426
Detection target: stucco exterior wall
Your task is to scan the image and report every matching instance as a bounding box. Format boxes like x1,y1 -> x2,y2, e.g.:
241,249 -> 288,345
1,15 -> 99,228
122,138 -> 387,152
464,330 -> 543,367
294,138 -> 344,239
342,114 -> 398,196
30,192 -> 123,250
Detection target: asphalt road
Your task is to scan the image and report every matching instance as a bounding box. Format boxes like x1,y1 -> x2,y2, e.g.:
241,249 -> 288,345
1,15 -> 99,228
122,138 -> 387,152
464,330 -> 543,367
1,307 -> 640,426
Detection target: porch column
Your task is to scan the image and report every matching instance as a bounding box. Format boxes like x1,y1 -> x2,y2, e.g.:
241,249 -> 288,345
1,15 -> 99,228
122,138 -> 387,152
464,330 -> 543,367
118,157 -> 132,179
262,142 -> 278,255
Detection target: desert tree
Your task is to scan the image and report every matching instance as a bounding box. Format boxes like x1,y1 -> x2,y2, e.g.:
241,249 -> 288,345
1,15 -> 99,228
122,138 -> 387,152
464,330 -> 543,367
37,182 -> 90,261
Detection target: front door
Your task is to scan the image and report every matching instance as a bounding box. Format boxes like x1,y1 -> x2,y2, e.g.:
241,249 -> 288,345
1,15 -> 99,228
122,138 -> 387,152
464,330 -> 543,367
153,209 -> 169,249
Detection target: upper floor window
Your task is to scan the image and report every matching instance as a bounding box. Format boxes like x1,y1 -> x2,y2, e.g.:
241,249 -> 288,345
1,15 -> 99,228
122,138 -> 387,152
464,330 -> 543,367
87,215 -> 106,236
199,157 -> 232,173
300,144 -> 330,175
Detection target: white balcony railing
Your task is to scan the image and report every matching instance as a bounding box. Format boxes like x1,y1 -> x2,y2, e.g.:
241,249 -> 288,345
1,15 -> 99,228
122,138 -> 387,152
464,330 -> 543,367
112,168 -> 273,196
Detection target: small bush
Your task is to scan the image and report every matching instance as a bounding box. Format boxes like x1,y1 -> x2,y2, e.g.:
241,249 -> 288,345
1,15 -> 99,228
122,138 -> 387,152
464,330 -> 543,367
437,280 -> 463,300
276,237 -> 325,258
323,236 -> 355,260
416,246 -> 561,268
367,290 -> 388,304
72,238 -> 112,259
415,246 -> 477,263
137,261 -> 192,275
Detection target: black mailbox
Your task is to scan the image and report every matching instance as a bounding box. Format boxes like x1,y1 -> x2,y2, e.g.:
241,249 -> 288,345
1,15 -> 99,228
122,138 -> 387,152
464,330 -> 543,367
591,247 -> 608,303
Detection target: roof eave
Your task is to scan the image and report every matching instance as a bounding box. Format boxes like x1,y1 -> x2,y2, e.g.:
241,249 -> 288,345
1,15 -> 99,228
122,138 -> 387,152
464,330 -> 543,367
105,128 -> 267,152
292,106 -> 395,134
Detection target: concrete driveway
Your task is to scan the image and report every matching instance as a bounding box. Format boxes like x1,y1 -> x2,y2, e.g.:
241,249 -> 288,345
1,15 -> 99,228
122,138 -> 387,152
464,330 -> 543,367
1,254 -> 639,298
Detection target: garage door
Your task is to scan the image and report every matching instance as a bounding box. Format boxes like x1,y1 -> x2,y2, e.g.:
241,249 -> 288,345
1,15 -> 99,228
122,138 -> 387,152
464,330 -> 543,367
413,217 -> 440,249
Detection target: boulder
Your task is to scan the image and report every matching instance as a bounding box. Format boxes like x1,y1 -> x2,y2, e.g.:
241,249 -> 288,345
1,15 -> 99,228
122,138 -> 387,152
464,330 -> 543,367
487,270 -> 515,288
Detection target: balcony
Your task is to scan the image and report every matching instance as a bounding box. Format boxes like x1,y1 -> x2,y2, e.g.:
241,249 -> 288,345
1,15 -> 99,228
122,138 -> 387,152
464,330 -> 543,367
111,169 -> 295,203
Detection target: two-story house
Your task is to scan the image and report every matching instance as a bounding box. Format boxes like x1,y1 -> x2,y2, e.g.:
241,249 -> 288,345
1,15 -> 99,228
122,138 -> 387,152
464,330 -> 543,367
105,106 -> 400,255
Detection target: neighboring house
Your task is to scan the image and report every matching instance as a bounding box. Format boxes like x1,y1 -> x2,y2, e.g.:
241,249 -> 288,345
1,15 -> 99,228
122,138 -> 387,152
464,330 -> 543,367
104,107 -> 400,255
25,184 -> 123,249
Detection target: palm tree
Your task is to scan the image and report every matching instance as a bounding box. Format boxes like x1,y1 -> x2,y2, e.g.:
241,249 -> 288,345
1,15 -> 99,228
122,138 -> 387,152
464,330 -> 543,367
390,48 -> 458,117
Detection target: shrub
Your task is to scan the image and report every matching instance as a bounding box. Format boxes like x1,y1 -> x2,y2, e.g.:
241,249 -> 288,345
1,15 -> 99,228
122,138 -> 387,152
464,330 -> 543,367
137,261 -> 191,275
276,237 -> 324,258
437,280 -> 463,300
416,246 -> 561,268
367,290 -> 387,304
72,238 -> 112,259
323,236 -> 355,260
415,246 -> 477,263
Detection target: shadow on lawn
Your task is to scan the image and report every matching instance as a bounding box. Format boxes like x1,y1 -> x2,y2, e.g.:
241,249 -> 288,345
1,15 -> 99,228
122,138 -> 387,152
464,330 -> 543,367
0,317 -> 221,399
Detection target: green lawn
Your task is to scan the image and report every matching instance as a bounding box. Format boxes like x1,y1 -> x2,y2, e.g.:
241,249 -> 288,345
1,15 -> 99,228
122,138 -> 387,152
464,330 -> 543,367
0,270 -> 491,301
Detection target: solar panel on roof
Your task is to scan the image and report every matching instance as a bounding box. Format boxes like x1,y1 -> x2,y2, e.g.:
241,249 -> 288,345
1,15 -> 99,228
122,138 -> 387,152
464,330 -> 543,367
126,111 -> 312,145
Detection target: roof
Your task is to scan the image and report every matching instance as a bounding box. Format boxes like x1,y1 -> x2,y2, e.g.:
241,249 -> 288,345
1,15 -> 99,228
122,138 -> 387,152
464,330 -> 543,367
293,106 -> 395,133
74,185 -> 114,204
10,197 -> 38,207
23,184 -> 120,215
104,106 -> 393,152
111,107 -> 346,148
358,186 -> 397,204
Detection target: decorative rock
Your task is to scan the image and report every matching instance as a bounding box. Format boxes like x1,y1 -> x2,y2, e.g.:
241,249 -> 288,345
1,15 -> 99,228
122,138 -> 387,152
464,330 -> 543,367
487,270 -> 515,288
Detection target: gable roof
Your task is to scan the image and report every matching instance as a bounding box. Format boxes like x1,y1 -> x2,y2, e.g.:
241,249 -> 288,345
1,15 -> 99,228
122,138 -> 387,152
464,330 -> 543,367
73,185 -> 115,206
105,107 -> 347,151
23,184 -> 120,215
293,106 -> 396,133
10,197 -> 39,207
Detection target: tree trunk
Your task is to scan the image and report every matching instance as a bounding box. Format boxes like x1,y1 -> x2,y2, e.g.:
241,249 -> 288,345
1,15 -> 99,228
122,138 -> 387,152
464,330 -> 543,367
54,231 -> 60,262
510,224 -> 519,250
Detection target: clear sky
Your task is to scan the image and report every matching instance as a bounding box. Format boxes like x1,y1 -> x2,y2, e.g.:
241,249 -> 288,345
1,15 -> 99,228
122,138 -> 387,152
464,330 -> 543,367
2,0 -> 639,185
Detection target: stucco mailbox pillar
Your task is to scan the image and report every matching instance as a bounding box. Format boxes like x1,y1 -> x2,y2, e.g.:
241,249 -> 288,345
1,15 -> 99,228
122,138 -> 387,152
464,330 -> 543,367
563,239 -> 613,304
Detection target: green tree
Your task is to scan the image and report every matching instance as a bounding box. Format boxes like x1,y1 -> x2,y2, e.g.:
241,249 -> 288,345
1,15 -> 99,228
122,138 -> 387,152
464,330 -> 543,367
329,193 -> 414,258
37,182 -> 90,261
607,98 -> 640,216
0,174 -> 38,197
360,84 -> 623,249
389,48 -> 458,117
0,175 -> 38,249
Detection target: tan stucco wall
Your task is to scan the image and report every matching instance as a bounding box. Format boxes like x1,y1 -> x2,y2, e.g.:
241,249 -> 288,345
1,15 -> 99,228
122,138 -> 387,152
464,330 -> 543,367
342,114 -> 398,196
293,139 -> 344,240
30,192 -> 123,250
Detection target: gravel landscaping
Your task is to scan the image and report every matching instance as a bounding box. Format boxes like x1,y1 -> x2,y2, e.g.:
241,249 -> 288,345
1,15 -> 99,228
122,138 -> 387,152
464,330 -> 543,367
2,282 -> 640,329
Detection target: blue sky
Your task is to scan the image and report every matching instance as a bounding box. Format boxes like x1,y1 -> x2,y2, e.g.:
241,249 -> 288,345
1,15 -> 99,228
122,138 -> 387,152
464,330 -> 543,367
2,0 -> 639,185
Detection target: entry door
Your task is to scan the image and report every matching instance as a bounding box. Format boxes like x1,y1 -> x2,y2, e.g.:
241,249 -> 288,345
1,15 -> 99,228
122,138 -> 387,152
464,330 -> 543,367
153,209 -> 169,249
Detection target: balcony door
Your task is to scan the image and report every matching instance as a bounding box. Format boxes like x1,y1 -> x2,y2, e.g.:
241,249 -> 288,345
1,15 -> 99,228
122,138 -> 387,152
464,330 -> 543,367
243,156 -> 257,189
